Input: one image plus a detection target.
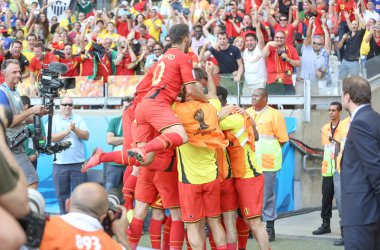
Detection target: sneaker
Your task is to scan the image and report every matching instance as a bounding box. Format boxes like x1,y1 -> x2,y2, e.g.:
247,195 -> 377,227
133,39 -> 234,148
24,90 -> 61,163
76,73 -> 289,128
81,148 -> 104,173
128,148 -> 146,162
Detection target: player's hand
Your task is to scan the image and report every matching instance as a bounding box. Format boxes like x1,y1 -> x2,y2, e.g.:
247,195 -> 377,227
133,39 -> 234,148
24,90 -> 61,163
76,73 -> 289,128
219,105 -> 234,120
268,41 -> 278,47
205,61 -> 214,75
111,206 -> 128,239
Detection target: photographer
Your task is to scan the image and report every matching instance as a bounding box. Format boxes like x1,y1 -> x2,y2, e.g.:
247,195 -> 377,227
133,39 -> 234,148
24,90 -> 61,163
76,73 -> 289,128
262,30 -> 300,95
0,105 -> 30,250
0,59 -> 48,189
40,182 -> 131,250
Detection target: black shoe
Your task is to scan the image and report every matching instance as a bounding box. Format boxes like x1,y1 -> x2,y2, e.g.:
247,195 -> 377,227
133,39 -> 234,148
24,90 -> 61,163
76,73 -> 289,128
334,238 -> 344,246
266,227 -> 275,242
312,225 -> 331,235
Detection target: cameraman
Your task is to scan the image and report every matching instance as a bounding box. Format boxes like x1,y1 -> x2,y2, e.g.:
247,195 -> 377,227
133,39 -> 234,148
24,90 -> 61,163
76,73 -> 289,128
39,182 -> 131,250
0,59 -> 48,189
0,105 -> 30,250
262,30 -> 300,95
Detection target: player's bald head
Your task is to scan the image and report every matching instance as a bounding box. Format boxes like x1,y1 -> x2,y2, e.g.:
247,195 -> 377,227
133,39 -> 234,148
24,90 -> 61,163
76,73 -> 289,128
69,183 -> 109,217
254,88 -> 268,98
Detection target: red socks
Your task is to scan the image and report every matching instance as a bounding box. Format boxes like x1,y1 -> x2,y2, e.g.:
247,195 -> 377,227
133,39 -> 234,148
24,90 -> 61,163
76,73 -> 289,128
216,245 -> 228,250
127,218 -> 143,246
149,219 -> 163,249
209,231 -> 217,250
143,133 -> 184,153
236,216 -> 249,250
227,243 -> 237,250
170,220 -> 185,249
163,216 -> 172,250
122,174 -> 137,211
99,150 -> 140,166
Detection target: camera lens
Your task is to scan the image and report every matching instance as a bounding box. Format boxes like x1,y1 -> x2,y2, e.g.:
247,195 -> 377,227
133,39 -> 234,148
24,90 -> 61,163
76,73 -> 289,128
28,189 -> 45,216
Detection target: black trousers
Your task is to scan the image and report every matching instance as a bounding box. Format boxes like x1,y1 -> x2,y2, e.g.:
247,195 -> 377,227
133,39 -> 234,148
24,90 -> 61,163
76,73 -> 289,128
321,176 -> 334,219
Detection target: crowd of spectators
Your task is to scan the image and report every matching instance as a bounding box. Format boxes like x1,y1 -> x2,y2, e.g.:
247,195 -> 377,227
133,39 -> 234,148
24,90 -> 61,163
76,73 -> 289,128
0,0 -> 379,96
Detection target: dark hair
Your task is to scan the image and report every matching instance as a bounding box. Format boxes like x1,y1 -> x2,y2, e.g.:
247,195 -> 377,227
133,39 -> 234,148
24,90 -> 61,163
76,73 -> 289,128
16,28 -> 24,34
26,34 -> 37,40
245,32 -> 258,42
121,96 -> 133,105
21,96 -> 31,107
11,40 -> 22,47
169,24 -> 190,45
255,88 -> 268,98
217,86 -> 228,100
330,101 -> 342,111
193,67 -> 208,81
342,76 -> 371,105
96,20 -> 104,25
217,32 -> 228,38
139,24 -> 147,30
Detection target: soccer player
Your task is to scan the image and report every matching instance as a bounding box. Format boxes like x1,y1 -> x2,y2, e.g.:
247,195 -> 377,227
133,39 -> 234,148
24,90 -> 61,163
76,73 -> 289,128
127,23 -> 208,165
173,63 -> 229,250
219,90 -> 270,250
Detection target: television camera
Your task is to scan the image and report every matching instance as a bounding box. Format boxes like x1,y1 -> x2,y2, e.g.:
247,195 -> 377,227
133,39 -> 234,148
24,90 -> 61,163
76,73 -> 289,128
10,62 -> 76,155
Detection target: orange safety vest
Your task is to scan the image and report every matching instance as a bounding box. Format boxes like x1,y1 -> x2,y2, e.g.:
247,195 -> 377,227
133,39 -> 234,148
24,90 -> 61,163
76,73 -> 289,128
40,216 -> 124,250
173,101 -> 228,149
223,113 -> 256,178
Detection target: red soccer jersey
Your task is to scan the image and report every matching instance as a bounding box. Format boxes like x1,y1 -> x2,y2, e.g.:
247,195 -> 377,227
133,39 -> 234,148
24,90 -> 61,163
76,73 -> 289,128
116,54 -> 134,76
59,56 -> 81,77
336,0 -> 356,22
145,48 -> 196,103
133,63 -> 156,104
80,54 -> 95,76
116,20 -> 129,37
274,23 -> 295,46
29,52 -> 58,75
266,45 -> 299,85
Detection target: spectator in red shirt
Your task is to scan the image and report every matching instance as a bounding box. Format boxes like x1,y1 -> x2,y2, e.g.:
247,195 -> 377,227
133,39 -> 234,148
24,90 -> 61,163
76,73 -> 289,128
334,0 -> 357,60
29,42 -> 58,87
262,30 -> 300,95
58,43 -> 81,77
266,5 -> 300,46
224,0 -> 244,38
115,5 -> 133,37
115,40 -> 137,75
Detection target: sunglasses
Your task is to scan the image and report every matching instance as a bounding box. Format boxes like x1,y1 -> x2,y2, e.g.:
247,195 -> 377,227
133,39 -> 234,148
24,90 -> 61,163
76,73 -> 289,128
313,42 -> 323,46
153,48 -> 162,51
61,103 -> 73,107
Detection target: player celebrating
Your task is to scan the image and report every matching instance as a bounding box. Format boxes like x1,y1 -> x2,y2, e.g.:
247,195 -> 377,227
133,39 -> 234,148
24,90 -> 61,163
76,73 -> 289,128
128,23 -> 208,165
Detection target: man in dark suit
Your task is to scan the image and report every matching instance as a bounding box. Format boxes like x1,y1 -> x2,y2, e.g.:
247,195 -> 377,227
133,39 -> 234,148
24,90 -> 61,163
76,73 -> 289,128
341,76 -> 380,250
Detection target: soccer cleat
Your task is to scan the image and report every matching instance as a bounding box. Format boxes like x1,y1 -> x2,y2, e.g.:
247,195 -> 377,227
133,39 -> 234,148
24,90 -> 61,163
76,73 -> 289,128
128,148 -> 147,163
81,147 -> 104,173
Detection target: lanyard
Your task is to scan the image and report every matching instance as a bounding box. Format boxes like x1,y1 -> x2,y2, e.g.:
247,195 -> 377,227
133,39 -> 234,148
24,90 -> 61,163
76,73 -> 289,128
330,120 -> 340,138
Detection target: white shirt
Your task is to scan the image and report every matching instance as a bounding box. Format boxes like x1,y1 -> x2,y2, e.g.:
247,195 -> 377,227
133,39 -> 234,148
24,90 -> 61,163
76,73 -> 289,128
242,46 -> 267,85
350,104 -> 370,122
363,10 -> 380,23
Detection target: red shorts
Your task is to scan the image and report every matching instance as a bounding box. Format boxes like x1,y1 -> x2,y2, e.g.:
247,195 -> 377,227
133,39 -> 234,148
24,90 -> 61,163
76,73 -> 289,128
151,194 -> 164,210
178,179 -> 221,223
134,98 -> 181,143
134,167 -> 180,208
220,178 -> 238,213
235,174 -> 264,219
